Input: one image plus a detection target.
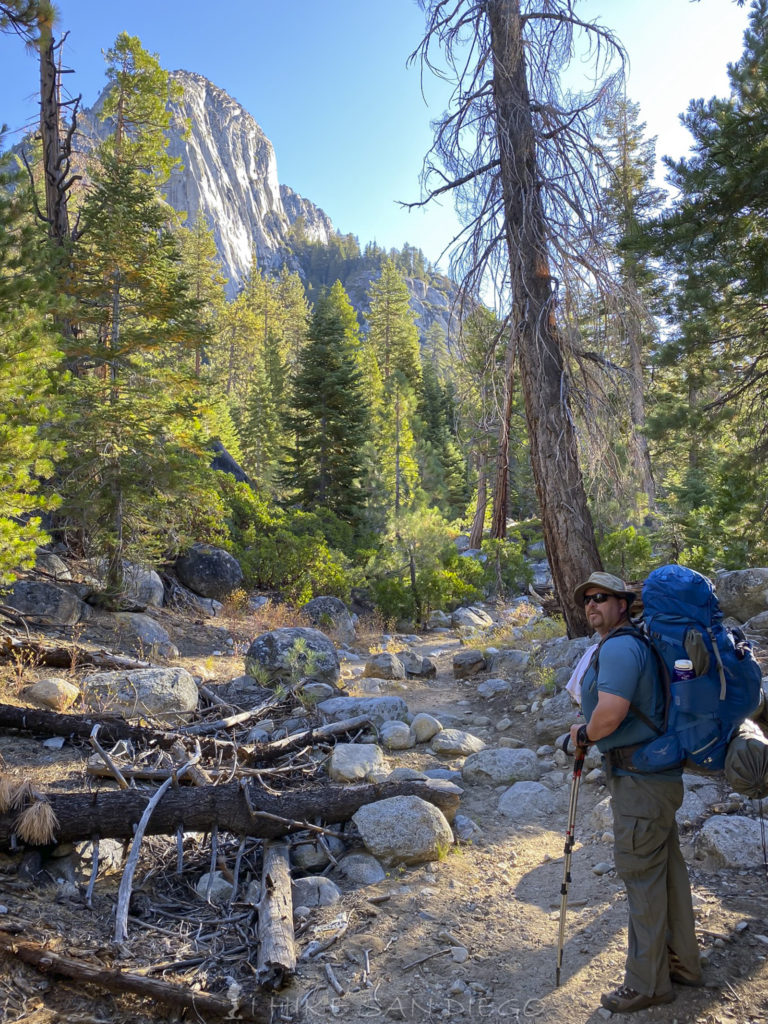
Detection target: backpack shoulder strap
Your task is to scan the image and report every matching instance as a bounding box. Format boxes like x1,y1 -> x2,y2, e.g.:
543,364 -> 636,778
592,622 -> 667,736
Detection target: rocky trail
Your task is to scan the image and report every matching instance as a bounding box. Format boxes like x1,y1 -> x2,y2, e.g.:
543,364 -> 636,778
1,605 -> 768,1024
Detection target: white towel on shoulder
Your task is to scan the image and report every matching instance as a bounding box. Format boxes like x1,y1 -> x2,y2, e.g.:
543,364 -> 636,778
565,643 -> 598,705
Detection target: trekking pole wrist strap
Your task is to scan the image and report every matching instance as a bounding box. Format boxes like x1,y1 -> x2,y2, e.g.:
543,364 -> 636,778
576,724 -> 590,747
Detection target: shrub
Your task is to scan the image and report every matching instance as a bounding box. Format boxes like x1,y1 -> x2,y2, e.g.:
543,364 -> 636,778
599,526 -> 653,581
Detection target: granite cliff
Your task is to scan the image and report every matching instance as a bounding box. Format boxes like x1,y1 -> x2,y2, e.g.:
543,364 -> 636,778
77,69 -> 457,338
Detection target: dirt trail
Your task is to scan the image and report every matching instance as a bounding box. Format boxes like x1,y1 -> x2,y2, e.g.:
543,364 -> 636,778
1,614 -> 768,1023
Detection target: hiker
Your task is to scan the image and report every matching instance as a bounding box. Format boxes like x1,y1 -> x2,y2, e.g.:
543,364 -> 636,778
568,571 -> 703,1014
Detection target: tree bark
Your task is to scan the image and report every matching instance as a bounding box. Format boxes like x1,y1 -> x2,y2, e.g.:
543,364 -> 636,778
0,778 -> 460,850
255,840 -> 296,990
486,0 -> 602,636
490,349 -> 516,539
468,451 -> 487,549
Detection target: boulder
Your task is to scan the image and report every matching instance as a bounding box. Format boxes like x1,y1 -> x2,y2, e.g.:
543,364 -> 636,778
477,677 -> 511,697
173,582 -> 223,618
589,795 -> 614,834
113,613 -> 177,657
301,596 -> 356,645
535,690 -> 579,743
335,853 -> 386,886
696,815 -> 766,868
744,610 -> 768,636
451,606 -> 494,632
411,713 -> 443,743
363,652 -> 406,680
292,876 -> 342,907
461,747 -> 539,786
352,795 -> 454,866
82,667 -> 198,724
121,563 -> 164,609
379,721 -> 415,750
498,781 -> 561,821
328,743 -> 386,782
245,627 -> 340,689
35,548 -> 73,581
396,650 -> 437,677
317,695 -> 408,728
430,728 -> 486,758
452,649 -> 487,679
21,678 -> 80,712
175,543 -> 243,599
6,580 -> 88,625
715,568 -> 768,622
486,649 -> 530,677
211,675 -> 274,709
677,781 -> 721,825
428,610 -> 451,628
292,835 -> 346,872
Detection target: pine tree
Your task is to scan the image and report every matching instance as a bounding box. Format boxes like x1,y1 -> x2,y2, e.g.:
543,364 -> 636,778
638,0 -> 768,562
282,281 -> 370,524
57,35 -> 207,595
176,214 -> 228,377
365,259 -> 422,388
0,152 -> 63,583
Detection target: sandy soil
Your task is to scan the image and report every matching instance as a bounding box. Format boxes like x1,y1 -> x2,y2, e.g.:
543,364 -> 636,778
1,608 -> 767,1024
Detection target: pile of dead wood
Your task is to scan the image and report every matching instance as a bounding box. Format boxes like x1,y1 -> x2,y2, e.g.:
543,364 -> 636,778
0,672 -> 459,1021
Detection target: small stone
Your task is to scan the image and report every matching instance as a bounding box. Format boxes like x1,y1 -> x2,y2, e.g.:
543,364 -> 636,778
592,862 -> 613,875
42,736 -> 66,749
450,946 -> 469,963
495,717 -> 512,731
196,871 -> 234,903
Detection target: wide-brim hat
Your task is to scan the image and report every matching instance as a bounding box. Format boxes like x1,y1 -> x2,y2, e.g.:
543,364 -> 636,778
573,571 -> 636,606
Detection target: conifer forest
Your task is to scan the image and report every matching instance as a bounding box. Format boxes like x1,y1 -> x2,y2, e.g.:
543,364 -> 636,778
2,0 -> 768,634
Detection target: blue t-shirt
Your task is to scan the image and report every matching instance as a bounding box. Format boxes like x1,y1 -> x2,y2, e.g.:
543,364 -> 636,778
581,632 -> 666,755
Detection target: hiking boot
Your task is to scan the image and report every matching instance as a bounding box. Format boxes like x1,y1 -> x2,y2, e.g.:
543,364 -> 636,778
600,985 -> 676,1014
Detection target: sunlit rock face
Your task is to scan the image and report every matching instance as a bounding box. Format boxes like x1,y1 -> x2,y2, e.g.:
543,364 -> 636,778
165,71 -> 333,294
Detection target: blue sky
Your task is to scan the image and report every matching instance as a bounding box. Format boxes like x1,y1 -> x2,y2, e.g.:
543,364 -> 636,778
0,0 -> 752,272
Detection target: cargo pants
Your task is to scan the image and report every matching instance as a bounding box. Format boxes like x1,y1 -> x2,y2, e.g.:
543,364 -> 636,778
607,772 -> 701,996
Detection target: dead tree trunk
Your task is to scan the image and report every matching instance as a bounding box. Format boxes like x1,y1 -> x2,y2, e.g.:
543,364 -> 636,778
468,451 -> 488,549
490,347 -> 516,539
0,778 -> 460,850
486,0 -> 601,636
255,840 -> 296,990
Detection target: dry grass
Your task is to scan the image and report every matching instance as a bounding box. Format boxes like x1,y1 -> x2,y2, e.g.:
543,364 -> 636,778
14,798 -> 59,845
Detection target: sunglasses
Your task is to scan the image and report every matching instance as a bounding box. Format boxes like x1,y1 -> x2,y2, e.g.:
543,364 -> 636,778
583,592 -> 614,606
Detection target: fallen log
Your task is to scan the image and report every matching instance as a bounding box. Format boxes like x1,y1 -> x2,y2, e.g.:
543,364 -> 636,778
0,635 -> 151,670
0,702 -> 373,767
0,929 -> 268,1021
0,777 -> 461,849
254,840 -> 296,990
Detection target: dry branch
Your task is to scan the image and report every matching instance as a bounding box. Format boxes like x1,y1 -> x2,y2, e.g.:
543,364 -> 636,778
0,929 -> 268,1021
0,778 -> 461,849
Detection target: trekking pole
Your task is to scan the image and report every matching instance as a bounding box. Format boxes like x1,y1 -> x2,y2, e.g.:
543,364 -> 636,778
555,743 -> 585,987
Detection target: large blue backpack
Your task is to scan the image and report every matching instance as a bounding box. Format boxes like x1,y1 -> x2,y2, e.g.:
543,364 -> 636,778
630,564 -> 763,773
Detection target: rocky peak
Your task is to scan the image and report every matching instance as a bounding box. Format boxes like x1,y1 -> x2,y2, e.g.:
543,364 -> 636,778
164,70 -> 333,294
